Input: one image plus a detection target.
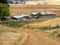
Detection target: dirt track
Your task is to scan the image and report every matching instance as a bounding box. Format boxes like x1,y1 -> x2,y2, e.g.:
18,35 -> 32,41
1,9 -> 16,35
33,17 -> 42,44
0,25 -> 60,45
23,30 -> 60,45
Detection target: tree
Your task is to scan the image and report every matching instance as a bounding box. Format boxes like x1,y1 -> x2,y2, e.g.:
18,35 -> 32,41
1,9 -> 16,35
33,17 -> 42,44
0,3 -> 10,21
0,0 -> 8,4
0,0 -> 9,7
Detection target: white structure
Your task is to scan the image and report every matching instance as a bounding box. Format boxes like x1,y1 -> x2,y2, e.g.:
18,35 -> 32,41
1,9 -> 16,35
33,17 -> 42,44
32,12 -> 39,15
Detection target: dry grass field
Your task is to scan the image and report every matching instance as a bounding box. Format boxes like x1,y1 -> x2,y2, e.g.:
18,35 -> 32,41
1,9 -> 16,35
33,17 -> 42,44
10,4 -> 60,16
0,32 -> 21,45
24,18 -> 60,29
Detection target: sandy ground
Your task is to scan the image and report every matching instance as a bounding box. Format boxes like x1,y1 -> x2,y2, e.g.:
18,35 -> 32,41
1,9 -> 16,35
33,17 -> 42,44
0,25 -> 60,45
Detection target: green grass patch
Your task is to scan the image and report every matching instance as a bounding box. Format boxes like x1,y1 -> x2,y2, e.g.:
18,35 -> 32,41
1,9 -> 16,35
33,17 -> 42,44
0,19 -> 46,28
0,21 -> 30,28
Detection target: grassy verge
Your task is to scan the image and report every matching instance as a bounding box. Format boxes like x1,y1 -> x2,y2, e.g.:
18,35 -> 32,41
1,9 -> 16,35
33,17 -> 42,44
0,19 -> 47,28
41,24 -> 60,31
0,21 -> 30,28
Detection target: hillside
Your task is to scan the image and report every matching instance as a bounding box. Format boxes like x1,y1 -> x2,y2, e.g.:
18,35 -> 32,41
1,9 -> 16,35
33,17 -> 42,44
24,18 -> 60,29
10,4 -> 60,16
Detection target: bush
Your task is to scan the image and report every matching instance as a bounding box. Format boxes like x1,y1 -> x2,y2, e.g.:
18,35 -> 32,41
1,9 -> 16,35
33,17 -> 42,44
0,3 -> 10,21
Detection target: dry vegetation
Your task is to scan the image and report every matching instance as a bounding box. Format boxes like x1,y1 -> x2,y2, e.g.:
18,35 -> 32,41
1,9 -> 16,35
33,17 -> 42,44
0,31 -> 24,45
0,4 -> 60,45
24,18 -> 60,29
45,29 -> 60,39
10,4 -> 60,16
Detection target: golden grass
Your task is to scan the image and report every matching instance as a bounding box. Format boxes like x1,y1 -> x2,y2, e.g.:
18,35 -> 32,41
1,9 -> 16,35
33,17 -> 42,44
9,5 -> 60,16
24,18 -> 60,29
0,32 -> 22,45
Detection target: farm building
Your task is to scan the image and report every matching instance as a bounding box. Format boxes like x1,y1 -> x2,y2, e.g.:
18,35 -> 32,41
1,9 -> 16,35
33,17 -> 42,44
11,12 -> 56,20
40,12 -> 56,18
31,12 -> 41,19
11,14 -> 31,20
31,12 -> 56,18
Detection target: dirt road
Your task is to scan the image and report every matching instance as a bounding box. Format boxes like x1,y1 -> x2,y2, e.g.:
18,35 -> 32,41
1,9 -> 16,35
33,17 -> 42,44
22,30 -> 60,45
0,25 -> 60,45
